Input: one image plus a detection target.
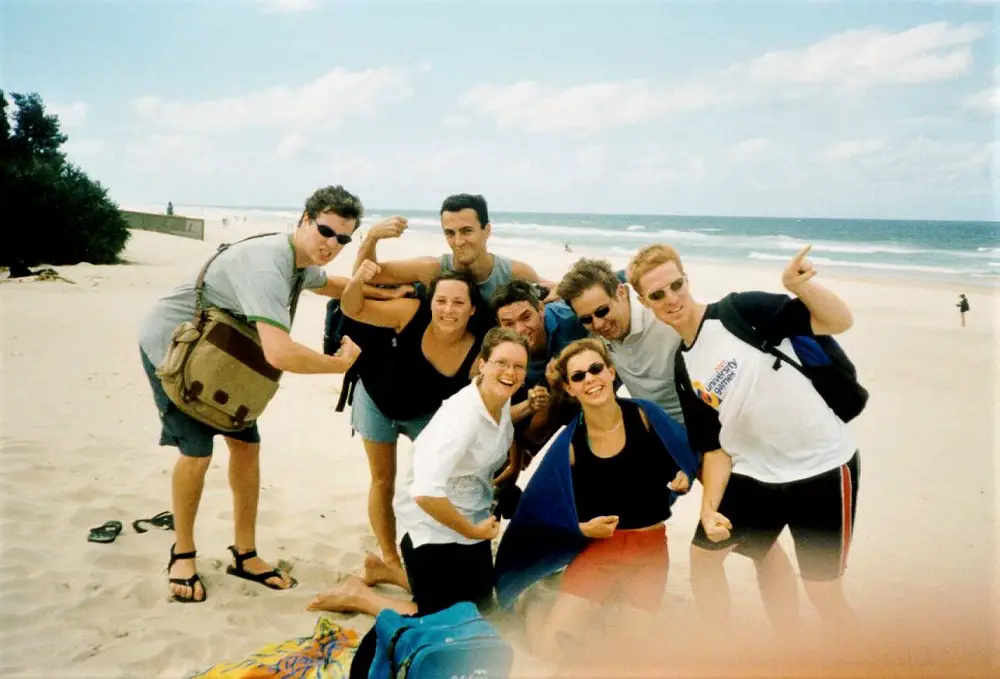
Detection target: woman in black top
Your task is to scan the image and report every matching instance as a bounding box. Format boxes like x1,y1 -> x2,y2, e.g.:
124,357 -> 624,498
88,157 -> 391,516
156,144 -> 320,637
525,338 -> 690,662
340,259 -> 485,585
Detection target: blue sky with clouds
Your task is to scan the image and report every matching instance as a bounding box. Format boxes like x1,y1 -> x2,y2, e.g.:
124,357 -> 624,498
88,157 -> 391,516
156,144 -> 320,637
4,0 -> 997,220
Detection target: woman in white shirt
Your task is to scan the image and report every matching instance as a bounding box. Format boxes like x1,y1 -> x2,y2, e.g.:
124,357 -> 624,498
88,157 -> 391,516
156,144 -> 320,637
308,326 -> 529,623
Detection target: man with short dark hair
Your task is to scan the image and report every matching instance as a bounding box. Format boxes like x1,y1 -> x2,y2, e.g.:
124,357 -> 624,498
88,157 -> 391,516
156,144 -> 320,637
352,194 -> 555,305
492,280 -> 589,452
138,185 -> 364,604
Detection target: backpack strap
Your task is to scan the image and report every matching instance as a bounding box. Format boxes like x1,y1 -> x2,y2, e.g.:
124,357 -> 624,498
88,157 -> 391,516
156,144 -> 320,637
192,232 -> 281,318
715,293 -> 808,379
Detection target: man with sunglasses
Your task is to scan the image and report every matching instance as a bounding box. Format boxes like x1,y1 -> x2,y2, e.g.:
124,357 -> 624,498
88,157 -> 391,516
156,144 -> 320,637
628,243 -> 860,642
555,258 -> 685,425
139,185 -> 367,604
351,193 -> 555,307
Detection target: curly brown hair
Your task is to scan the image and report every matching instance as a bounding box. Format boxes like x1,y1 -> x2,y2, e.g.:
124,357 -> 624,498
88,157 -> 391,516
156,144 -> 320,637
300,185 -> 364,229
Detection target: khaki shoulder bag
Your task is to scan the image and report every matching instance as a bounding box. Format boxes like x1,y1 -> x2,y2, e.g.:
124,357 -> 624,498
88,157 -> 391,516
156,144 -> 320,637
156,233 -> 304,432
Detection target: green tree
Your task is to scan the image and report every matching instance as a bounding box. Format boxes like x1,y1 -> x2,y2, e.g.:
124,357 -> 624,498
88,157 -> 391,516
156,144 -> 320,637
1,90 -> 130,267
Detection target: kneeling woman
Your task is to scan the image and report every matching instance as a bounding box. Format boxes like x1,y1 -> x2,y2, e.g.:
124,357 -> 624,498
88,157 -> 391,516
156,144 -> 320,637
494,338 -> 699,662
309,329 -> 530,670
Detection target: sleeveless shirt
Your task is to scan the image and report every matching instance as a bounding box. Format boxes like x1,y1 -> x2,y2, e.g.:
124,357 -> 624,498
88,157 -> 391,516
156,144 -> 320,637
360,298 -> 480,421
439,253 -> 515,307
570,400 -> 681,530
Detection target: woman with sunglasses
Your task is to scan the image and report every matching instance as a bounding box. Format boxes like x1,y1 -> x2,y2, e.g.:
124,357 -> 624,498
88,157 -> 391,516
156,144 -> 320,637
338,258 -> 490,588
494,338 -> 699,664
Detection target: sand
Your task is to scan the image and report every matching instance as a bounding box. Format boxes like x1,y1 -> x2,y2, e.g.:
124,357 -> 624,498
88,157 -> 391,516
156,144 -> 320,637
0,207 -> 997,678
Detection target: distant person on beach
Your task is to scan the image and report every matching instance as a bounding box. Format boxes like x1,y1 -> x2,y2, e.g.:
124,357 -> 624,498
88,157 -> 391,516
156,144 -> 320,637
351,194 -> 557,305
491,280 -> 589,460
166,201 -> 174,216
339,260 -> 486,585
957,294 -> 970,327
557,254 -> 800,633
138,185 -> 365,603
308,328 -> 529,678
629,243 -> 861,639
564,242 -> 572,253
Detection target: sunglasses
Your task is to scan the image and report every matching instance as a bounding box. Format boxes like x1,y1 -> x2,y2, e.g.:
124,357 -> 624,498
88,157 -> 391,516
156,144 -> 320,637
316,222 -> 353,246
569,361 -> 606,383
578,304 -> 611,326
645,276 -> 686,302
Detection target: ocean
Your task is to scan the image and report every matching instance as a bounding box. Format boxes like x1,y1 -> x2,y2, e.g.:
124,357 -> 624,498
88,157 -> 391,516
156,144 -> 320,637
217,206 -> 1000,288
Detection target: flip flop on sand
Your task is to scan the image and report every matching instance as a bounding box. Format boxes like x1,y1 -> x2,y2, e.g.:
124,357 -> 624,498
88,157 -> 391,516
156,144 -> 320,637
133,510 -> 174,534
87,520 -> 123,544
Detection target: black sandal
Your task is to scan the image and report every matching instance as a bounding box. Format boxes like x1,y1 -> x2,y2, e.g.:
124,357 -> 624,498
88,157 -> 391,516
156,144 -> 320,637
133,510 -> 174,534
225,545 -> 297,590
167,543 -> 206,603
87,520 -> 123,544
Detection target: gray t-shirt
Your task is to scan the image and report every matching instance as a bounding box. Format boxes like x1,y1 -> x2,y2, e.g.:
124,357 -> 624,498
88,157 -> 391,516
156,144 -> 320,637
139,233 -> 327,366
439,253 -> 514,304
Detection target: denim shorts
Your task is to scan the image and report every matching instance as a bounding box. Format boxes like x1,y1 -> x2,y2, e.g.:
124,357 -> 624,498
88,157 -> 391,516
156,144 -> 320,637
350,379 -> 433,444
141,349 -> 260,458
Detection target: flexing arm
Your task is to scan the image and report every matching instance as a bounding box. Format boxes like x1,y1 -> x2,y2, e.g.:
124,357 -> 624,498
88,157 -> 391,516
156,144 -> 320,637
699,449 -> 734,542
342,261 -> 419,329
312,275 -> 414,301
257,323 -> 359,374
351,216 -> 407,275
414,497 -> 498,541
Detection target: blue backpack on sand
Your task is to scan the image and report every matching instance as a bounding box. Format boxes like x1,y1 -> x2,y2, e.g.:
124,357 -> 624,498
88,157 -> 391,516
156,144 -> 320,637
368,602 -> 513,679
712,292 -> 869,422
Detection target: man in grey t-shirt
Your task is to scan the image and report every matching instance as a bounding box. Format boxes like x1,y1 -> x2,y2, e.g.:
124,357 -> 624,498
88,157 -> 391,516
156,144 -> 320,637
138,185 -> 365,604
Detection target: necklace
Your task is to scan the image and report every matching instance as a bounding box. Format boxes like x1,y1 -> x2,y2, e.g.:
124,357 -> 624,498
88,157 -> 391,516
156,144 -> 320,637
588,418 -> 623,436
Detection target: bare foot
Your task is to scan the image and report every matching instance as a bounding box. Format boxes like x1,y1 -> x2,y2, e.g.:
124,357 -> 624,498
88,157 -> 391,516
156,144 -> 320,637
168,552 -> 205,602
307,575 -> 371,612
363,552 -> 410,590
230,548 -> 295,589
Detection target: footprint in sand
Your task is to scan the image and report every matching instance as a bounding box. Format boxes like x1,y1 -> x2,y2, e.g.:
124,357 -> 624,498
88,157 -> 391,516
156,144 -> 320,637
91,551 -> 160,573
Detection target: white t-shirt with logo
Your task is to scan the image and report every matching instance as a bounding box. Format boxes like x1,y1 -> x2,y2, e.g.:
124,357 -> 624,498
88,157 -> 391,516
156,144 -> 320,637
678,292 -> 856,484
395,381 -> 514,548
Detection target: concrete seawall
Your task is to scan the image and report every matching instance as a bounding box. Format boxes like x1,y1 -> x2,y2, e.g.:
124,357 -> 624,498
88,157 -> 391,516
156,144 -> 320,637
122,211 -> 204,240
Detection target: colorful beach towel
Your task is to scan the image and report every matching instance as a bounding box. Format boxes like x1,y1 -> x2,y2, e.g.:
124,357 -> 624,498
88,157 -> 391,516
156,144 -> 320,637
189,616 -> 360,679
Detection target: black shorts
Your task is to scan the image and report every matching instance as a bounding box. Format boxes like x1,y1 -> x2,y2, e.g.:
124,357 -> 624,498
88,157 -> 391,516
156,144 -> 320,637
692,451 -> 861,581
141,349 -> 260,458
400,533 -> 495,616
349,535 -> 495,679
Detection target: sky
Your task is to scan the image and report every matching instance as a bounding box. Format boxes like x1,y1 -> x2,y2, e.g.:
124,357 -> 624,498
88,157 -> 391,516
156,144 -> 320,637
3,0 -> 997,221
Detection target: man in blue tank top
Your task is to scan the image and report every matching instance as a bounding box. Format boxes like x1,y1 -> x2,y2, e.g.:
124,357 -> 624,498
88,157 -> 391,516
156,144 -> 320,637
351,194 -> 556,305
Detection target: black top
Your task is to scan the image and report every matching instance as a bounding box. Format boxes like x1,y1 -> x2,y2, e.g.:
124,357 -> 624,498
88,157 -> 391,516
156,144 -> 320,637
570,400 -> 681,530
360,299 -> 480,421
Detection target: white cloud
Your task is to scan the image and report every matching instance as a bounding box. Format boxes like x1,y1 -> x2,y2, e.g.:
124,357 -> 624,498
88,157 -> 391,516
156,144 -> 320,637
731,137 -> 771,162
50,101 -> 87,129
132,66 -> 415,134
276,132 -> 308,158
124,133 -> 217,172
62,137 -> 108,165
460,80 -> 728,134
258,0 -> 319,12
821,138 -> 886,161
735,22 -> 989,86
963,86 -> 1000,112
443,115 -> 470,129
